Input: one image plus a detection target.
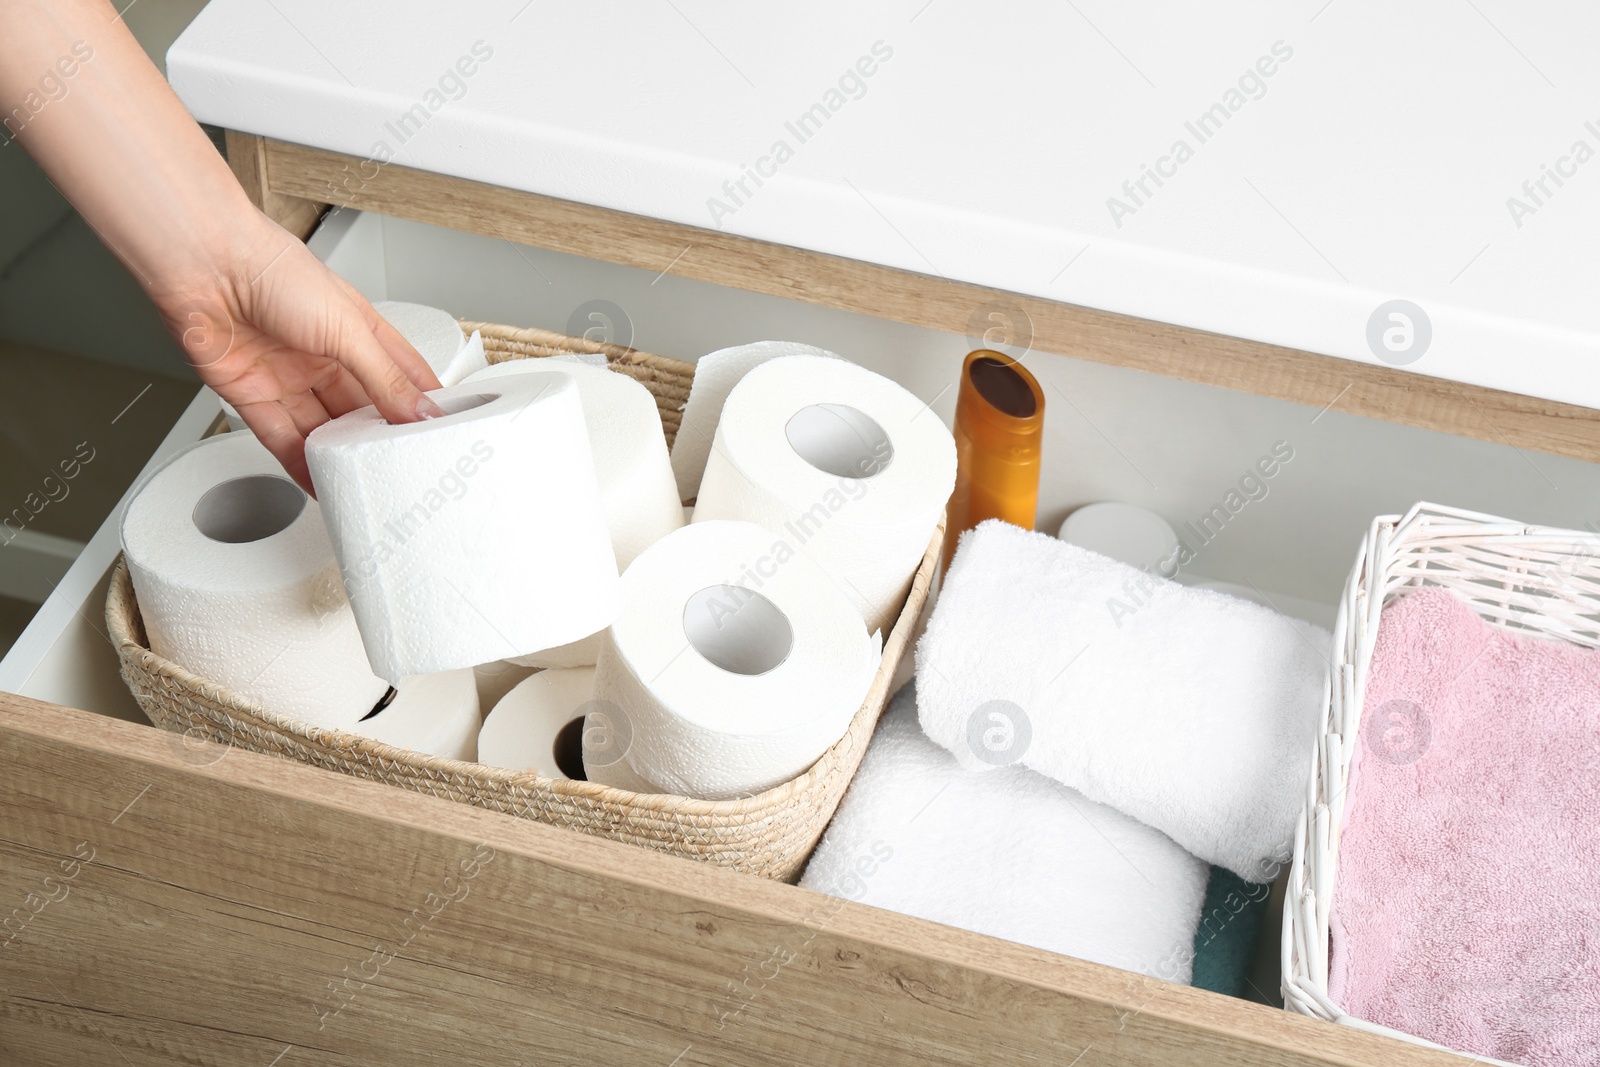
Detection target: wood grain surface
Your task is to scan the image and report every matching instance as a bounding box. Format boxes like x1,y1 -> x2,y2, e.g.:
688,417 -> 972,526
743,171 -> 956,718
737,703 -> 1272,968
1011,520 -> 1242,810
226,131 -> 328,242
239,134 -> 1600,465
0,694 -> 1464,1066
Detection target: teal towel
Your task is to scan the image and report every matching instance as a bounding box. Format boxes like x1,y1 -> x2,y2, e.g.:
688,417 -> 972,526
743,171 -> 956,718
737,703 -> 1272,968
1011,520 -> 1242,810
1189,866 -> 1270,998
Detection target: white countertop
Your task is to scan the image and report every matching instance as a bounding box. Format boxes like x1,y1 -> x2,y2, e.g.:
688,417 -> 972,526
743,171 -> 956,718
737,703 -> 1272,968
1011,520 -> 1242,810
170,0 -> 1600,410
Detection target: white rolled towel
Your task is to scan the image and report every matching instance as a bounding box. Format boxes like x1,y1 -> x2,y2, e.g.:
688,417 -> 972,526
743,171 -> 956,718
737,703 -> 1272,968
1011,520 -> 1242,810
801,684 -> 1208,981
916,520 -> 1329,881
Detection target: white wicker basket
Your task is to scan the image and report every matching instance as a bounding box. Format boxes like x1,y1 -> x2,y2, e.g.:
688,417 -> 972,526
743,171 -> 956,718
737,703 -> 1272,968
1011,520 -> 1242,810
1281,501 -> 1600,1063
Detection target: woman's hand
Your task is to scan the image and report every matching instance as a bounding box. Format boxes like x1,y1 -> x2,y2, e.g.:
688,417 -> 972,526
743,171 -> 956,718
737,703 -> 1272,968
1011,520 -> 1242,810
154,213 -> 443,492
1,0 -> 443,493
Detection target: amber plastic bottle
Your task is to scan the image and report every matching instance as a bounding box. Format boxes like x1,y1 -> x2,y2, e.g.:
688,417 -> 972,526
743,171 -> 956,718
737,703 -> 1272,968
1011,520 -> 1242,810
943,349 -> 1045,569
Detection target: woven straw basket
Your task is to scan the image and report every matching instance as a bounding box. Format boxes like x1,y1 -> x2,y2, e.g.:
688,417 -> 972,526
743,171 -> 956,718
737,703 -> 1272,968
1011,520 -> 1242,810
1282,502 -> 1600,1062
107,320 -> 938,882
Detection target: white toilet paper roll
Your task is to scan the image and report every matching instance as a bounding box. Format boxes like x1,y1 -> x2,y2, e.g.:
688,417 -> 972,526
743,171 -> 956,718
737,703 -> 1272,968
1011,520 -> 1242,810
454,330 -> 486,384
358,668 -> 479,761
670,341 -> 841,503
121,434 -> 390,730
464,359 -> 682,570
509,632 -> 601,671
578,683 -> 667,792
692,356 -> 956,636
593,520 -> 879,799
477,666 -> 595,778
472,659 -> 537,715
584,738 -> 666,793
305,372 -> 619,681
374,301 -> 487,386
467,359 -> 682,671
548,351 -> 608,368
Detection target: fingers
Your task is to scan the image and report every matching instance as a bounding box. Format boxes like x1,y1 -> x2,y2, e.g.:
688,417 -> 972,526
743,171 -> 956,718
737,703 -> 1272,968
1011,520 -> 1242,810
374,313 -> 444,393
326,308 -> 445,425
334,276 -> 442,393
308,362 -> 370,420
236,400 -> 315,497
279,389 -> 333,439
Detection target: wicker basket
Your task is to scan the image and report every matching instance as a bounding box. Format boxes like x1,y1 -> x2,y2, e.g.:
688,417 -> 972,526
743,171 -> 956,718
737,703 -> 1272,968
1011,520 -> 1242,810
1282,502 -> 1600,1061
107,320 -> 939,881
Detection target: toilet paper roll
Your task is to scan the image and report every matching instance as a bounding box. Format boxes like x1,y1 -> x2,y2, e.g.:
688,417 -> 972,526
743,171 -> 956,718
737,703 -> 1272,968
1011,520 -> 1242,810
477,666 -> 595,777
305,372 -> 619,681
509,632 -> 601,671
584,736 -> 666,793
593,519 -> 879,799
122,434 -> 391,730
692,356 -> 957,636
548,351 -> 608,368
472,659 -> 537,715
670,341 -> 841,502
374,301 -> 487,387
578,682 -> 667,792
464,359 -> 683,570
358,668 -> 480,761
1059,502 -> 1178,571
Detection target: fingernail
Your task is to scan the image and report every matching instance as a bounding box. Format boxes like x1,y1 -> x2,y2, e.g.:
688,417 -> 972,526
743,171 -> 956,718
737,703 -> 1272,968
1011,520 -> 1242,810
416,396 -> 447,421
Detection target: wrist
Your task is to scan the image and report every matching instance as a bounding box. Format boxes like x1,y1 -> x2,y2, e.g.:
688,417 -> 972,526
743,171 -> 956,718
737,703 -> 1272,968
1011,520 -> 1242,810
143,199 -> 286,309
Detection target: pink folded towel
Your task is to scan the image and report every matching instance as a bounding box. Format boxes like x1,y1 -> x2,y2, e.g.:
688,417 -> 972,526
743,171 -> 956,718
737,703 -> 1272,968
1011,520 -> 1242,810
1329,587 -> 1600,1065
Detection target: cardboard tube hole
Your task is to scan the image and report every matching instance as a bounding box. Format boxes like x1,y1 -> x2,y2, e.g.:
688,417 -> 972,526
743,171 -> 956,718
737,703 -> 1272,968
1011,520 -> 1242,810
682,585 -> 794,675
192,475 -> 306,544
784,403 -> 893,479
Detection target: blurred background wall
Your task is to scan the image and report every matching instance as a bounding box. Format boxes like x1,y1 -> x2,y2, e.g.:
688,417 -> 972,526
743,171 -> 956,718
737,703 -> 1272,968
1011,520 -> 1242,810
0,1 -> 210,651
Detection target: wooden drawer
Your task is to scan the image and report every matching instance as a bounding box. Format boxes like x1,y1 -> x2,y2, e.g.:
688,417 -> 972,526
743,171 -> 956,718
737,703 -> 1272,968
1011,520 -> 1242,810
3,693 -> 1452,1067
6,140 -> 1595,1065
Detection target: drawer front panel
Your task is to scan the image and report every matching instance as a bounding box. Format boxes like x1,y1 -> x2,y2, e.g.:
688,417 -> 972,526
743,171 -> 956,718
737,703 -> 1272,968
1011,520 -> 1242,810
0,696 -> 1456,1067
